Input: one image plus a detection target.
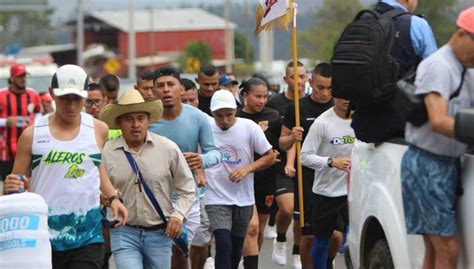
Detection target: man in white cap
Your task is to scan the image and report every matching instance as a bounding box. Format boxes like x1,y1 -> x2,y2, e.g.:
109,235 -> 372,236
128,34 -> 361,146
4,64 -> 128,268
204,89 -> 279,269
100,89 -> 196,269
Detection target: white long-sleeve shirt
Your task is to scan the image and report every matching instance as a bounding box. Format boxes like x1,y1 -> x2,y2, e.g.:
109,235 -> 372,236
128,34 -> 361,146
301,108 -> 355,197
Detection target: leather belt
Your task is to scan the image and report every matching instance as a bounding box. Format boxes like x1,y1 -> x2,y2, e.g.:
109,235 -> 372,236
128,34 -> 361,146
126,223 -> 167,231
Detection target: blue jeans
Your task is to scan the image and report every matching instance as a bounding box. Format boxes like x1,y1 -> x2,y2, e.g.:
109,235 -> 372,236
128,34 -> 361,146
110,225 -> 172,269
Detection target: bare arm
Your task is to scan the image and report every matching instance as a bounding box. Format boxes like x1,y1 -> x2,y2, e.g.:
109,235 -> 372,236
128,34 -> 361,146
3,126 -> 33,194
229,149 -> 280,182
94,119 -> 117,197
279,125 -> 304,151
0,117 -> 21,127
94,119 -> 128,226
195,168 -> 206,187
284,145 -> 296,178
425,92 -> 455,138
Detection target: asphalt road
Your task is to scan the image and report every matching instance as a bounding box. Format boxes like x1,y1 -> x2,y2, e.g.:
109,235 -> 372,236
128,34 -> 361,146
257,226 -> 346,269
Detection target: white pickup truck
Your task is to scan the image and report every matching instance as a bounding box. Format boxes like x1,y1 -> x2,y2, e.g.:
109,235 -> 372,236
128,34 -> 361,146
345,109 -> 474,268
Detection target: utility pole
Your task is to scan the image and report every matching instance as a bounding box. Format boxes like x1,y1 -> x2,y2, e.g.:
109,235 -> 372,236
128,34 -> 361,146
77,0 -> 84,67
128,0 -> 136,80
259,30 -> 273,71
224,0 -> 233,73
243,0 -> 251,62
149,8 -> 156,69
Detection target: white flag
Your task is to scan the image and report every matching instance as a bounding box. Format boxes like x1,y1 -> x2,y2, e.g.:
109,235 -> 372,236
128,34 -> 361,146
255,0 -> 291,34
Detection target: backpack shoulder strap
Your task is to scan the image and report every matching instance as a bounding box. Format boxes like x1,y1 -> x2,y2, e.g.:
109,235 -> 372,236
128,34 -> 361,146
122,148 -> 169,224
449,67 -> 468,100
354,9 -> 380,21
381,7 -> 409,20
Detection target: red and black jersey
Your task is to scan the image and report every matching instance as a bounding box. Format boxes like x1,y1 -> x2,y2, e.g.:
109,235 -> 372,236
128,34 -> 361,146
0,87 -> 42,161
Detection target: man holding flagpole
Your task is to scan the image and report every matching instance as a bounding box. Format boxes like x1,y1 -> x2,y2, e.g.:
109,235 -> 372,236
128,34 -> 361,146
279,63 -> 335,268
267,61 -> 307,268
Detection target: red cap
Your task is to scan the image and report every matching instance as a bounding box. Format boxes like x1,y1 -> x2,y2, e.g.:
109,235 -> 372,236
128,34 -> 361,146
457,6 -> 474,34
10,64 -> 28,77
40,92 -> 53,103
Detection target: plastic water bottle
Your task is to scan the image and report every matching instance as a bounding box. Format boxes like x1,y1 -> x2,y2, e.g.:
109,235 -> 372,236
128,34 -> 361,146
0,192 -> 52,268
15,174 -> 25,193
16,116 -> 29,128
106,206 -> 123,227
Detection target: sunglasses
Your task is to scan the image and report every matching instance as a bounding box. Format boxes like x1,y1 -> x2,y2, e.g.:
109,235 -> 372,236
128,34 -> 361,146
85,99 -> 104,107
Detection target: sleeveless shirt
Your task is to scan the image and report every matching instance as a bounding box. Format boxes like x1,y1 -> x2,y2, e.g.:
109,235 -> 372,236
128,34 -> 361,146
31,112 -> 103,251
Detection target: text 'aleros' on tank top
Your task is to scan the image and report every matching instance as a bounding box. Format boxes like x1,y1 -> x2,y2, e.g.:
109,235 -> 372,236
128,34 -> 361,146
31,112 -> 103,251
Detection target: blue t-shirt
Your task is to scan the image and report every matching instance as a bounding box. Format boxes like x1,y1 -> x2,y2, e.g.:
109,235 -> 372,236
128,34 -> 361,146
149,104 -> 221,195
382,0 -> 437,59
149,104 -> 220,168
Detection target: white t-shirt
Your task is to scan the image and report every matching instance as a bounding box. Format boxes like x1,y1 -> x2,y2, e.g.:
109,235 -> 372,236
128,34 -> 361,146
300,108 -> 355,197
204,117 -> 272,206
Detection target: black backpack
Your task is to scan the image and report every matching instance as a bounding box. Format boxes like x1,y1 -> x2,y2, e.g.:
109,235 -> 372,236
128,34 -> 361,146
395,67 -> 467,126
331,8 -> 408,107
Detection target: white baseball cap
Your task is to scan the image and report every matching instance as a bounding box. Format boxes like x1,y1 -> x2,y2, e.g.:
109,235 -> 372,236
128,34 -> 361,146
210,89 -> 237,112
51,65 -> 89,98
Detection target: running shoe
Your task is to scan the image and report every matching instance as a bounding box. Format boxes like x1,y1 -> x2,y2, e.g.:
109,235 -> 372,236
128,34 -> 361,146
264,224 -> 277,239
291,254 -> 302,269
203,257 -> 215,269
272,239 -> 287,265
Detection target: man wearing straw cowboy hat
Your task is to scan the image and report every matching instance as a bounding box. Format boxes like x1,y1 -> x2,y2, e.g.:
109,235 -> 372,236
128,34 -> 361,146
100,89 -> 196,269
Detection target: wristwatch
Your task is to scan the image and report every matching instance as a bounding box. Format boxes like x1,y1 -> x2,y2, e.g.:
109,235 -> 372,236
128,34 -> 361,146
108,193 -> 123,205
327,157 -> 333,168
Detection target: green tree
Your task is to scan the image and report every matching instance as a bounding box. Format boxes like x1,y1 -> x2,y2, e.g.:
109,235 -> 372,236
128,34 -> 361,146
297,0 -> 362,61
234,31 -> 254,63
416,0 -> 458,45
178,41 -> 212,73
233,63 -> 255,77
0,10 -> 54,51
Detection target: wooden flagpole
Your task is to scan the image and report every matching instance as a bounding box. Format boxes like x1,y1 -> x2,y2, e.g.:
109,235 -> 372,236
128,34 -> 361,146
290,0 -> 304,228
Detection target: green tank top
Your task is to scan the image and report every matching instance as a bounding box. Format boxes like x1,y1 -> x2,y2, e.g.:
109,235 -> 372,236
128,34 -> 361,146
107,129 -> 122,141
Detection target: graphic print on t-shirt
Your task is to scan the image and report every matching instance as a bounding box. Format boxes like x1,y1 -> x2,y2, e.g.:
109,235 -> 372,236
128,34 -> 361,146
221,144 -> 242,166
37,149 -> 101,179
258,120 -> 269,132
31,113 -> 103,251
330,136 -> 356,145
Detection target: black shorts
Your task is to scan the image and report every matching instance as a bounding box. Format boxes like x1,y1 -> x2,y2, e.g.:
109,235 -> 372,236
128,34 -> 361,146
293,167 -> 315,235
311,193 -> 348,238
52,243 -> 104,269
254,174 -> 276,214
274,170 -> 294,197
0,161 -> 13,181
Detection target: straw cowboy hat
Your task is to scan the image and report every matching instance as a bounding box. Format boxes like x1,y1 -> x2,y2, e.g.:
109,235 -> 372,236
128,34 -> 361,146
99,89 -> 163,129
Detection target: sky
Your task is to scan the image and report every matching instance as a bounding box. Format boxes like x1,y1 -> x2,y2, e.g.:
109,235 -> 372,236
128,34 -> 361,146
48,0 -> 325,25
49,0 -> 250,24
44,0 -> 473,25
